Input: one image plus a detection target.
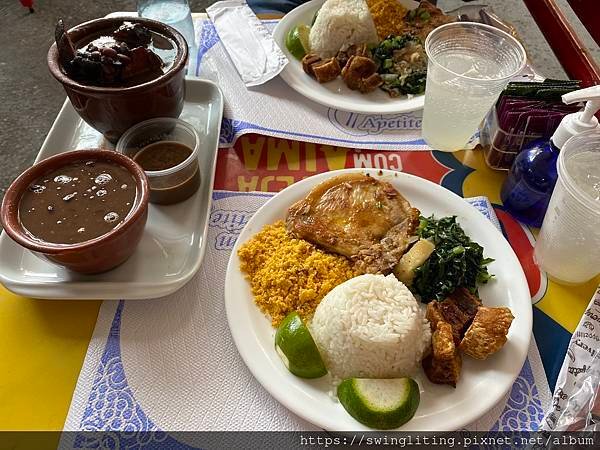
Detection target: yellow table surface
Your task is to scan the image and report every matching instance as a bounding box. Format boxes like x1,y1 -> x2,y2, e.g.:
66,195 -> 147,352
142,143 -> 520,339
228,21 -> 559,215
1,12 -> 597,433
0,288 -> 100,430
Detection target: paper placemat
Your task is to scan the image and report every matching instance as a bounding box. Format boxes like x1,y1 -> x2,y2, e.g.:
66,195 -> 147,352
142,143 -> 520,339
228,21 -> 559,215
192,18 -> 442,150
62,191 -> 550,442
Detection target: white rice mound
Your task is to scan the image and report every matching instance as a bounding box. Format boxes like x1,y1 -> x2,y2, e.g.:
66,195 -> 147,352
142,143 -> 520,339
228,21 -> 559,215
310,274 -> 431,379
309,0 -> 379,58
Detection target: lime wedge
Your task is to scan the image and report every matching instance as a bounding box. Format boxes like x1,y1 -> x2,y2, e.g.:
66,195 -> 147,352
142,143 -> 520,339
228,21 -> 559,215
285,25 -> 311,60
275,312 -> 327,378
337,378 -> 420,429
296,25 -> 311,53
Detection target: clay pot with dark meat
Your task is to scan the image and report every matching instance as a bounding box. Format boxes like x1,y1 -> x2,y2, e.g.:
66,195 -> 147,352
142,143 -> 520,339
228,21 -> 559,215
48,17 -> 188,143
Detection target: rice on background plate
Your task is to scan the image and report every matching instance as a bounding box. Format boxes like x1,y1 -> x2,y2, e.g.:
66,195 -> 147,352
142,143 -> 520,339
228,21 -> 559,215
310,273 -> 431,380
309,0 -> 379,57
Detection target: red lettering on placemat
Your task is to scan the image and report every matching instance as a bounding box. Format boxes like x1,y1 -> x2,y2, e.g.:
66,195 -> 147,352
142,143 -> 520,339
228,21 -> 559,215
214,135 -> 451,192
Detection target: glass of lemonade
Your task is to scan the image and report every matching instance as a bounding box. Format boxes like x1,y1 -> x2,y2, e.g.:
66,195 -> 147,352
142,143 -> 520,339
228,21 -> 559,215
421,22 -> 526,152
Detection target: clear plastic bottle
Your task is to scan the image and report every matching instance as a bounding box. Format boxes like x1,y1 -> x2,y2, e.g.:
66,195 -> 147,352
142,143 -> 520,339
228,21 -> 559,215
534,130 -> 600,284
138,0 -> 195,49
501,85 -> 600,228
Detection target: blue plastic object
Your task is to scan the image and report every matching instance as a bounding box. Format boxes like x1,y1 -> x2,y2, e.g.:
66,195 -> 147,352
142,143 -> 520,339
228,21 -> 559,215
500,138 -> 560,228
501,85 -> 600,228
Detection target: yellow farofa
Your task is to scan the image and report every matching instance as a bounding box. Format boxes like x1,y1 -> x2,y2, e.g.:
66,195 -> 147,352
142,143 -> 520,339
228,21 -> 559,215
238,221 -> 357,327
367,0 -> 408,39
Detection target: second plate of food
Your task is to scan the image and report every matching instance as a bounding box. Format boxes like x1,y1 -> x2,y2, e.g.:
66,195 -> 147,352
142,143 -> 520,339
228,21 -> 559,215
225,168 -> 532,431
272,0 -> 453,114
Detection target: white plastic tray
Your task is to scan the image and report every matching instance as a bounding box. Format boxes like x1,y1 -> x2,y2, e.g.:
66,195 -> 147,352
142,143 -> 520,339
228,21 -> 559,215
0,78 -> 223,300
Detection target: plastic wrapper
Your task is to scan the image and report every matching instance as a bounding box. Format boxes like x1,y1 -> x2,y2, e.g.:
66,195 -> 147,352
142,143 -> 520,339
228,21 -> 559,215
543,286 -> 600,431
206,0 -> 288,87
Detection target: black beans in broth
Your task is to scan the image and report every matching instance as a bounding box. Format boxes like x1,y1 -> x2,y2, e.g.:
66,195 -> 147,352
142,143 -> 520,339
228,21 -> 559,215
19,160 -> 137,244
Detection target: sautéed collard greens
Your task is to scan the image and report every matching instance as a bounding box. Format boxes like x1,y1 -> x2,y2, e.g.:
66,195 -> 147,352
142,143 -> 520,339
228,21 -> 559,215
413,215 -> 494,302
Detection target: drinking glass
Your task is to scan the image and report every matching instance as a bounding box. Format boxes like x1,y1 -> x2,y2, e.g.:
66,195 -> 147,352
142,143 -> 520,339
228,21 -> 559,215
138,0 -> 195,48
534,132 -> 600,284
421,22 -> 526,151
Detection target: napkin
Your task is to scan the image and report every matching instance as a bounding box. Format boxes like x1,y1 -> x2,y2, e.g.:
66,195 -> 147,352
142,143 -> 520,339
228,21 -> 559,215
63,192 -> 550,439
192,18 -> 433,150
206,1 -> 288,86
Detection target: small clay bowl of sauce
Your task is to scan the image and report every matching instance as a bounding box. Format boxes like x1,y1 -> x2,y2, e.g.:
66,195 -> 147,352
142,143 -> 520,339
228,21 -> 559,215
116,117 -> 200,205
0,149 -> 149,274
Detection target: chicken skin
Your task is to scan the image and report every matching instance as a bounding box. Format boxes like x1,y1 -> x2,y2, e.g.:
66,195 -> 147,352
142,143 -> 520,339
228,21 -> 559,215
286,174 -> 420,273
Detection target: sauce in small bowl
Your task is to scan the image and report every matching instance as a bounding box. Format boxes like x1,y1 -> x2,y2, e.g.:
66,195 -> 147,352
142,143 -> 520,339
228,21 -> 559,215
116,118 -> 201,205
1,149 -> 149,274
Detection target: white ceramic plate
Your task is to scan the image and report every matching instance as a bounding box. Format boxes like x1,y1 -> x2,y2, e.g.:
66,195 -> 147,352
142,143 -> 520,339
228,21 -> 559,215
225,168 -> 532,431
0,79 -> 223,300
272,0 -> 425,114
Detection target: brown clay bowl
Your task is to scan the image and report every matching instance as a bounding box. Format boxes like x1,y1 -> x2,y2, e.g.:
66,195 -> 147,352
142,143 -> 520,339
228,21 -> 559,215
1,149 -> 149,274
48,17 -> 188,143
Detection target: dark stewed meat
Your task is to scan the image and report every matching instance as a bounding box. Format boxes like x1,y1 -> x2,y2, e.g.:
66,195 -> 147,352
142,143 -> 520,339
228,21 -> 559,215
55,19 -> 164,87
55,19 -> 76,68
113,22 -> 152,48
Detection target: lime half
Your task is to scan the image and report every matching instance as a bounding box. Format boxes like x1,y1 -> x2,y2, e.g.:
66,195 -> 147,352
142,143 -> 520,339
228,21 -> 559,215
275,312 -> 327,378
337,378 -> 420,429
285,25 -> 311,60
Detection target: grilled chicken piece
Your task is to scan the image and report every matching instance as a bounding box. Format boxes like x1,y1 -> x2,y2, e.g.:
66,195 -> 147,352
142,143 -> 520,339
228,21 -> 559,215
341,55 -> 383,93
422,321 -> 462,387
460,307 -> 514,360
302,54 -> 341,83
353,212 -> 419,273
286,174 -> 420,274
